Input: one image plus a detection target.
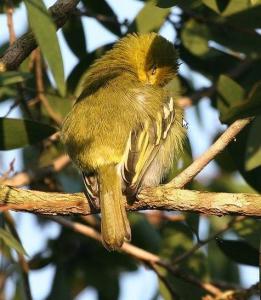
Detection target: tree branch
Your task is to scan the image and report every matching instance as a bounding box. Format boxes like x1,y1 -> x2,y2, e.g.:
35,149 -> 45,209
0,184 -> 260,217
0,0 -> 80,70
51,216 -> 221,297
169,117 -> 253,188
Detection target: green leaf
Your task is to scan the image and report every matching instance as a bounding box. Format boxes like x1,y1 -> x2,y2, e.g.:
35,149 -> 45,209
0,228 -> 27,256
203,0 -> 261,16
228,121 -> 261,192
217,78 -> 261,123
41,92 -> 72,118
128,1 -> 170,33
24,0 -> 65,96
0,118 -> 57,150
181,19 -> 210,56
217,75 -> 245,123
213,133 -> 237,173
209,23 -> 261,57
62,16 -> 87,59
245,115 -> 261,171
159,222 -> 207,299
226,5 -> 261,29
0,86 -> 17,102
0,71 -> 32,86
130,213 -> 161,253
216,238 -> 259,266
233,218 -> 261,249
207,218 -> 240,283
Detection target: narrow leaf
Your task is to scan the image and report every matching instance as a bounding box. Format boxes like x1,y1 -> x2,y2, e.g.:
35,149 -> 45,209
0,118 -> 57,150
82,0 -> 121,36
62,16 -> 87,59
24,0 -> 65,96
0,228 -> 27,256
0,71 -> 32,86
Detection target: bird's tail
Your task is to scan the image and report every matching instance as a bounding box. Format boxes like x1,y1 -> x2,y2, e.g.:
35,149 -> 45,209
98,165 -> 131,250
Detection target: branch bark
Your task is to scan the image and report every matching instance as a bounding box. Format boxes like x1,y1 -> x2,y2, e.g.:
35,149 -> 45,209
0,184 -> 260,217
169,117 -> 253,188
0,0 -> 80,70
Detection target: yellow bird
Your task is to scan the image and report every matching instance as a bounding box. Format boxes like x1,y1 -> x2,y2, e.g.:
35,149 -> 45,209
61,32 -> 186,250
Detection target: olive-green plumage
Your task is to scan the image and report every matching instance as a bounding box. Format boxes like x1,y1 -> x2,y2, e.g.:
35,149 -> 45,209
61,32 -> 186,250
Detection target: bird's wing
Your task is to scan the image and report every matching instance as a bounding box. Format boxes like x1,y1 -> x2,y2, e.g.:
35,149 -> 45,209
122,96 -> 175,197
82,172 -> 99,208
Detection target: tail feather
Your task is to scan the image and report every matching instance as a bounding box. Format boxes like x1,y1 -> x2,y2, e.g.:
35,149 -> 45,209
98,165 -> 131,250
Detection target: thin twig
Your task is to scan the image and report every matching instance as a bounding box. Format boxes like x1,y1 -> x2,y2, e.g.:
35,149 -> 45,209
159,261 -> 222,297
169,117 -> 254,188
171,216 -> 245,265
51,216 -> 221,297
150,262 -> 180,299
1,155 -> 70,187
5,0 -> 16,45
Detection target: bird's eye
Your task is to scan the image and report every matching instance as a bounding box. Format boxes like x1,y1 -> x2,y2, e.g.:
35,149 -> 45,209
151,65 -> 157,75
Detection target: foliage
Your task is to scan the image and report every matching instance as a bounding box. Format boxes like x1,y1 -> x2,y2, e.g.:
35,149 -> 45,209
0,0 -> 260,299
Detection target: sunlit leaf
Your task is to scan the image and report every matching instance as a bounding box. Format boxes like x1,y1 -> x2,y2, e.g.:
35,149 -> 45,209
217,75 -> 245,123
217,77 -> 261,123
128,1 -> 170,33
41,92 -> 72,118
181,19 -> 210,56
0,118 -> 57,150
24,0 -> 65,96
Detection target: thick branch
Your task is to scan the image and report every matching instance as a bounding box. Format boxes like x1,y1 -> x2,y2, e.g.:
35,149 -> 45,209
0,184 -> 260,217
0,0 -> 80,70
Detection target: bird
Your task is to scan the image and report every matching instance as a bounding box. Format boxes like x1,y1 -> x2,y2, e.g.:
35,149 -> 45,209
61,32 -> 186,250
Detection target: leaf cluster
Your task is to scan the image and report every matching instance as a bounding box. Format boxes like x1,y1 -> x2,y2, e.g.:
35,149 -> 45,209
0,0 -> 260,299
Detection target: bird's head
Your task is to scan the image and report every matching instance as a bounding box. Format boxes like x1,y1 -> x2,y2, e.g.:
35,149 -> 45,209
115,33 -> 178,87
81,33 -> 178,95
